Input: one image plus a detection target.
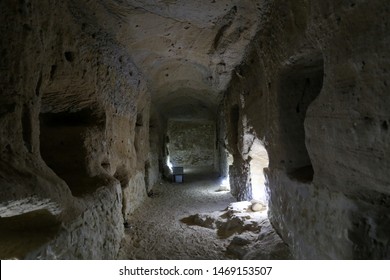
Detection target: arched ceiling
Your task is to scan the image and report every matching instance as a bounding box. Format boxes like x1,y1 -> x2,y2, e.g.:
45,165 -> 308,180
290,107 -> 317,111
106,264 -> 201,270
71,0 -> 264,120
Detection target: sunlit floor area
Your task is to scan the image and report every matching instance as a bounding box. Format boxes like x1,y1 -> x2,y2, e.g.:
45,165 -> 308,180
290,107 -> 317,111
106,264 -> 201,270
118,170 -> 291,260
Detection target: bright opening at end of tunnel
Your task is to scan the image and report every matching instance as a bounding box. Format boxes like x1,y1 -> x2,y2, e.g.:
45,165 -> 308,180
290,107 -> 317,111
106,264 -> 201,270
249,138 -> 269,205
219,176 -> 230,191
251,172 -> 267,203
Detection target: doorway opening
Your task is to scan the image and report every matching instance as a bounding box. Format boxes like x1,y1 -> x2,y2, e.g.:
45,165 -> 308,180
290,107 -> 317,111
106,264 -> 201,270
39,109 -> 104,196
278,54 -> 324,182
249,138 -> 269,204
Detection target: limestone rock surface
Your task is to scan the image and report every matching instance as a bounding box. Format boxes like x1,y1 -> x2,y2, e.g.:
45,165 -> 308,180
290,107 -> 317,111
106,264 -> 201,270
223,0 -> 390,259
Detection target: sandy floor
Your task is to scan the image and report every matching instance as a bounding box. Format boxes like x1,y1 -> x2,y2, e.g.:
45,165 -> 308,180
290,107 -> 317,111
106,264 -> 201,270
118,170 -> 290,260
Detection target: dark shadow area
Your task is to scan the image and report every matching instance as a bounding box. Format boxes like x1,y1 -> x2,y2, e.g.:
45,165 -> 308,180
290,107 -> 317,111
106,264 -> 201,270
278,53 -> 324,182
40,109 -> 104,197
287,165 -> 314,183
0,209 -> 61,259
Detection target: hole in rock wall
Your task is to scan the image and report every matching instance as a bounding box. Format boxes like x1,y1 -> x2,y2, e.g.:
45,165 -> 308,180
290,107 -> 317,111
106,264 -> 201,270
278,55 -> 324,182
64,51 -> 74,62
249,139 -> 269,204
40,109 -> 104,197
0,209 -> 61,259
136,112 -> 143,127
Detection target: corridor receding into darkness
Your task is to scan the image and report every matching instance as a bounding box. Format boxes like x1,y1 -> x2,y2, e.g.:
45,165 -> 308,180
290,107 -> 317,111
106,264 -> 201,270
1,0 -> 390,260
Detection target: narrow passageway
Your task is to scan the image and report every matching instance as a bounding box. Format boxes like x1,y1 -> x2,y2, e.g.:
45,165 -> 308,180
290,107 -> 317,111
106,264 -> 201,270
3,0 -> 387,261
118,169 -> 290,260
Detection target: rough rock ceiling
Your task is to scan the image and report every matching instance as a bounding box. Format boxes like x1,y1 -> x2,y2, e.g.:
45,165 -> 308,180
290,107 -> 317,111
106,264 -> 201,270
72,0 -> 263,119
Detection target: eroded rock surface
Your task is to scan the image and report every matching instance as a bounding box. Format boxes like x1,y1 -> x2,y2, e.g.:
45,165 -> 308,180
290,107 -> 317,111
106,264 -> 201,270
223,0 -> 390,259
181,201 -> 291,259
0,0 -> 150,259
167,120 -> 216,168
1,0 -> 389,260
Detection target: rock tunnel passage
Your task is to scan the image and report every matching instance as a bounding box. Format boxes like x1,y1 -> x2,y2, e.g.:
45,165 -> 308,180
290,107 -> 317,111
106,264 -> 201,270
118,168 -> 290,260
1,0 -> 390,259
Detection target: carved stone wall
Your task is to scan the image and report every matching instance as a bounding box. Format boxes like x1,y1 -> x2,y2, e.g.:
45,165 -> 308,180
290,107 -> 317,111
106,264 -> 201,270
167,120 -> 216,169
0,0 -> 150,259
223,0 -> 390,259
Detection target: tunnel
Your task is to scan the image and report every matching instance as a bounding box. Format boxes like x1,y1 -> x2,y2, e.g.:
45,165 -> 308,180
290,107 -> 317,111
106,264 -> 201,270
0,0 -> 390,260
